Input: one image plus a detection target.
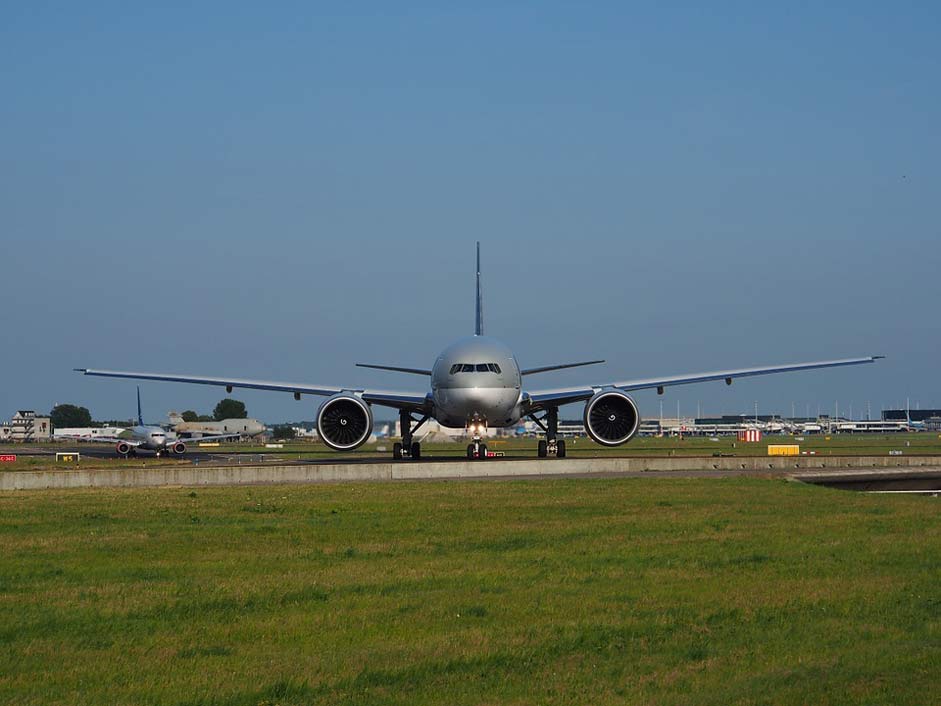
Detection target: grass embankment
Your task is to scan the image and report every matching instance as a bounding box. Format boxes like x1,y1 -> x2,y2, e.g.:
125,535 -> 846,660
3,433 -> 940,471
0,478 -> 937,705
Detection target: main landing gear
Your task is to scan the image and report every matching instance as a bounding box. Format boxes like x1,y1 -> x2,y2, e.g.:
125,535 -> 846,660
529,407 -> 566,459
393,409 -> 429,461
466,418 -> 488,459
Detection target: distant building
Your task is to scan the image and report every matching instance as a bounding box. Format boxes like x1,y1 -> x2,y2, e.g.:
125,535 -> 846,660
882,409 -> 941,422
0,411 -> 51,442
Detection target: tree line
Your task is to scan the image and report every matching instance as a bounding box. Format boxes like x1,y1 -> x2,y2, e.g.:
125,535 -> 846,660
50,398 -> 249,429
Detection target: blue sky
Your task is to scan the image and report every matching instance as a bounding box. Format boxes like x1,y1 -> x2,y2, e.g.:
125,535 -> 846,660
2,2 -> 938,423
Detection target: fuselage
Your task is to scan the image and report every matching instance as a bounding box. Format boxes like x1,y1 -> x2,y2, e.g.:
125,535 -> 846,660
431,336 -> 523,429
122,425 -> 174,452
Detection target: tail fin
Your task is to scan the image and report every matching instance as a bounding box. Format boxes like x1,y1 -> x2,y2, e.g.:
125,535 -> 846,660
137,386 -> 143,426
475,241 -> 483,336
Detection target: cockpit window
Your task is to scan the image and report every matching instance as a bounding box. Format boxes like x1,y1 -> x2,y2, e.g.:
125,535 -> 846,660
450,363 -> 502,373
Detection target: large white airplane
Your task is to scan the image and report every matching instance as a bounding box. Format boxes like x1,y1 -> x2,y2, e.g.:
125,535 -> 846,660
76,244 -> 882,460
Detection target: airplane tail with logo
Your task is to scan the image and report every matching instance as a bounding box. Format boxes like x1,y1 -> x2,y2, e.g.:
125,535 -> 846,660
475,241 -> 483,336
137,386 -> 144,426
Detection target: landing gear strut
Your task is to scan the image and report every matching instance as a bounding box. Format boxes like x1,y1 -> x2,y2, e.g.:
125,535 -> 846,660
529,407 -> 566,458
466,418 -> 488,459
393,409 -> 428,461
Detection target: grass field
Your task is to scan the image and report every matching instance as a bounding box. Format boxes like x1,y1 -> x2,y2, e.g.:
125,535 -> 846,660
1,478 -> 938,705
3,432 -> 941,471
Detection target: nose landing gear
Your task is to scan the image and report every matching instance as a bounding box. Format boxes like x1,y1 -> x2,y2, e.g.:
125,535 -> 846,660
466,441 -> 489,459
466,418 -> 489,459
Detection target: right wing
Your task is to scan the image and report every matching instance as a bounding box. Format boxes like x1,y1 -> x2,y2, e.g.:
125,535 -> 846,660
56,433 -> 140,446
355,363 -> 432,376
74,368 -> 431,412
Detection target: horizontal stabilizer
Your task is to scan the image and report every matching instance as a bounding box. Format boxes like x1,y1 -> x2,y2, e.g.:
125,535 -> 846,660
521,360 -> 605,376
355,364 -> 432,376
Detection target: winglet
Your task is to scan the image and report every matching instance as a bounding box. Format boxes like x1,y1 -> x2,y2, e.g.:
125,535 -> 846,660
73,368 -> 87,373
475,241 -> 483,336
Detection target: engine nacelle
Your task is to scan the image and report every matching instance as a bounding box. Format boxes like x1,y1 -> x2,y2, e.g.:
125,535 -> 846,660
171,441 -> 186,455
116,441 -> 131,455
583,389 -> 640,446
316,394 -> 373,451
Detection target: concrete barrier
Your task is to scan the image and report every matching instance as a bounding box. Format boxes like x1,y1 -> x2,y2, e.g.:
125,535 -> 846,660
2,455 -> 941,490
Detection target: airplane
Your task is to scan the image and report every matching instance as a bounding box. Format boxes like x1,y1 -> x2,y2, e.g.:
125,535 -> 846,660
168,414 -> 266,440
58,388 -> 235,457
75,244 -> 883,460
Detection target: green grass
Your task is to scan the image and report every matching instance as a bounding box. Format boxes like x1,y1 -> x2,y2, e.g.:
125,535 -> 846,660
3,433 -> 939,471
0,478 -> 938,704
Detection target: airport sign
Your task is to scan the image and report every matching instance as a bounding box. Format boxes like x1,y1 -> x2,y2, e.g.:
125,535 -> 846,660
0,454 -> 16,463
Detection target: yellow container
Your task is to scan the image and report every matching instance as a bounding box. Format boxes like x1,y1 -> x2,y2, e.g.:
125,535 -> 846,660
767,444 -> 800,456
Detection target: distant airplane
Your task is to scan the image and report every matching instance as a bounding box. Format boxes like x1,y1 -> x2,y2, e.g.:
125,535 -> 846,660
167,413 -> 265,439
59,388 -> 234,456
76,244 -> 883,460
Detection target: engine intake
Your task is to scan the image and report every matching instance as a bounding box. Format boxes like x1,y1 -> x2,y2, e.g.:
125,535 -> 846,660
171,441 -> 186,455
317,394 -> 373,450
584,389 -> 640,446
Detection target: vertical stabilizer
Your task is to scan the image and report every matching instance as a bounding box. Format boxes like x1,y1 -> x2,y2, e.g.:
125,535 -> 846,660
475,241 -> 483,336
137,386 -> 143,426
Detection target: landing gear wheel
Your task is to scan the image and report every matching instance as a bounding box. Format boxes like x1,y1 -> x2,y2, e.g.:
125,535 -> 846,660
467,444 -> 475,459
393,442 -> 403,460
538,440 -> 548,458
556,440 -> 566,458
478,444 -> 488,459
410,442 -> 421,460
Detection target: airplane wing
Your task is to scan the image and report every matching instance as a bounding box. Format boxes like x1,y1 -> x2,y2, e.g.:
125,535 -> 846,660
56,433 -> 141,446
526,356 -> 884,410
74,368 -> 431,412
172,432 -> 244,444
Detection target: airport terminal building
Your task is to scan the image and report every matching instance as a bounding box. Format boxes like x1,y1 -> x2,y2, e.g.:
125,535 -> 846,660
0,411 -> 51,442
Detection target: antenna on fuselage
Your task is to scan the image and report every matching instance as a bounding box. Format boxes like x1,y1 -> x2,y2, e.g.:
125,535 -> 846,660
137,386 -> 143,426
475,241 -> 483,336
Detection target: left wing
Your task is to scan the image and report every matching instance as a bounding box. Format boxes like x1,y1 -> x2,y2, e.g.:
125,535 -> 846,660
526,356 -> 884,410
520,360 -> 605,376
74,368 -> 431,412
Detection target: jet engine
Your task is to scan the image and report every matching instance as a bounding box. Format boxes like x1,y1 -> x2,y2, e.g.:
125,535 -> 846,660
316,394 -> 373,450
116,441 -> 131,455
583,389 -> 640,446
171,441 -> 186,455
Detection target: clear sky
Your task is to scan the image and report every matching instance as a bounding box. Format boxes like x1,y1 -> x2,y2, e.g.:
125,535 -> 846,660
2,2 -> 938,423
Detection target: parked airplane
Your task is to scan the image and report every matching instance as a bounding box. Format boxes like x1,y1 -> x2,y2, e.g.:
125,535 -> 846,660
59,388 -> 235,456
76,244 -> 882,460
167,413 -> 266,439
